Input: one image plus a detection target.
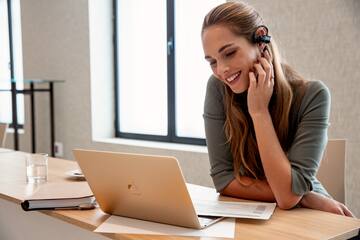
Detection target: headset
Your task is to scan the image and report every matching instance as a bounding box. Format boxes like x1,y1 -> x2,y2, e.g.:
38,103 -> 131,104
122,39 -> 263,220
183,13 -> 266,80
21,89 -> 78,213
252,25 -> 271,44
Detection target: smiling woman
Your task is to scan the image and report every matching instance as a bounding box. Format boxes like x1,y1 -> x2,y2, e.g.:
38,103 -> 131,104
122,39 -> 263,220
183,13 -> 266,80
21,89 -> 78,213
201,1 -> 354,217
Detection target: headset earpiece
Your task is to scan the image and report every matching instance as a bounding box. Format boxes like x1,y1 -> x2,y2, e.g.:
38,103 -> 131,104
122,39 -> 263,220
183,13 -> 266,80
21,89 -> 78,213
252,25 -> 271,44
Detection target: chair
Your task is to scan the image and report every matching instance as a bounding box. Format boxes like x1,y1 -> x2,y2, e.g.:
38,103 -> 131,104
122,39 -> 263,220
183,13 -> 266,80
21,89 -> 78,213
0,123 -> 8,147
316,139 -> 346,203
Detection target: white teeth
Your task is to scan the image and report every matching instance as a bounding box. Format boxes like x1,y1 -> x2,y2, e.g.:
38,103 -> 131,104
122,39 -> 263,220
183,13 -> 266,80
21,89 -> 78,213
226,72 -> 240,82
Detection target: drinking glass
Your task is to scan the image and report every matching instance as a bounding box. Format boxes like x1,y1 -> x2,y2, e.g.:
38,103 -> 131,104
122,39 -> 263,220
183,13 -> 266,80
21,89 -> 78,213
26,153 -> 48,183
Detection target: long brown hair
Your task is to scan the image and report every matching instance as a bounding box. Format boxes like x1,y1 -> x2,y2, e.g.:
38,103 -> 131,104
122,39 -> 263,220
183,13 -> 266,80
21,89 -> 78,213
202,2 -> 307,180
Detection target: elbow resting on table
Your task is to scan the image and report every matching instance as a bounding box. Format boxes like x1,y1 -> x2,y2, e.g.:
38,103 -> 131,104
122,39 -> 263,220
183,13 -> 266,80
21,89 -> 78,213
276,194 -> 302,210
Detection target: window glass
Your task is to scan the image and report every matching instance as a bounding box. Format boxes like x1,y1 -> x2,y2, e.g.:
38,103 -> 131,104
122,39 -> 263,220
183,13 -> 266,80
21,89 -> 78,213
117,0 -> 168,135
115,0 -> 224,144
175,0 -> 224,138
0,0 -> 24,125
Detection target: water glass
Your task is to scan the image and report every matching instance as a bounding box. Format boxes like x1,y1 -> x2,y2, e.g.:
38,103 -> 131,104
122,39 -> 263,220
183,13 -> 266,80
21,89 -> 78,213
26,153 -> 48,183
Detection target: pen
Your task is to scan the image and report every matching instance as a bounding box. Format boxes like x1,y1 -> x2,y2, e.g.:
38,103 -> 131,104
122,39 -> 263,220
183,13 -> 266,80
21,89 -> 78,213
53,203 -> 96,210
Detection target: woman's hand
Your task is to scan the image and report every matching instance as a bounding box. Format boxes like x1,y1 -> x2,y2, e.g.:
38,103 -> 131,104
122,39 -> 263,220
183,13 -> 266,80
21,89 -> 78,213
247,50 -> 274,118
300,191 -> 355,217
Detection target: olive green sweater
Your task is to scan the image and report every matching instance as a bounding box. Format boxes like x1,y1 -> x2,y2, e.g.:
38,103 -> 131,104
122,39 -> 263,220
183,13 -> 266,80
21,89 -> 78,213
203,76 -> 331,197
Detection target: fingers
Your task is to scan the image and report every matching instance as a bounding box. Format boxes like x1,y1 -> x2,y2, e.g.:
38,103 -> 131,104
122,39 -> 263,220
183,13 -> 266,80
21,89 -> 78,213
258,57 -> 271,79
248,71 -> 257,90
335,206 -> 345,216
253,63 -> 266,86
255,52 -> 273,87
263,50 -> 274,86
341,204 -> 355,218
330,201 -> 355,218
263,48 -> 272,63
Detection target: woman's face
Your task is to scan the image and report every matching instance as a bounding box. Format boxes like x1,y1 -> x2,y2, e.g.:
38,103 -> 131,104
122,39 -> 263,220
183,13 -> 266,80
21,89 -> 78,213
202,25 -> 259,93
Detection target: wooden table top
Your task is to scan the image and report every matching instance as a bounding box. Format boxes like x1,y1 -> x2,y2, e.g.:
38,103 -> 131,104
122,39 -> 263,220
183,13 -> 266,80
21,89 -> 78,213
0,149 -> 359,240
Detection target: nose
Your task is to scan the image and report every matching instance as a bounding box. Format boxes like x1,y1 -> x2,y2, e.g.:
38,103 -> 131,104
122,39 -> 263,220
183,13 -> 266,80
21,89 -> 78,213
216,61 -> 230,79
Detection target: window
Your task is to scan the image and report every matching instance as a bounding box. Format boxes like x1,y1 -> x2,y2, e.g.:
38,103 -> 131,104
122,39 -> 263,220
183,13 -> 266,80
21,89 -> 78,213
0,0 -> 24,126
114,0 -> 224,145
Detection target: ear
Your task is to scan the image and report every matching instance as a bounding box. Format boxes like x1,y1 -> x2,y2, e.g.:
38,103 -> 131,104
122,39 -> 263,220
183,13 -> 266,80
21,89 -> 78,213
254,26 -> 268,53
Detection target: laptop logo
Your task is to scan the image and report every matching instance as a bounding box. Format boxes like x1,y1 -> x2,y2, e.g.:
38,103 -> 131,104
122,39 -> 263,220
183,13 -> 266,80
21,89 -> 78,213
127,182 -> 141,195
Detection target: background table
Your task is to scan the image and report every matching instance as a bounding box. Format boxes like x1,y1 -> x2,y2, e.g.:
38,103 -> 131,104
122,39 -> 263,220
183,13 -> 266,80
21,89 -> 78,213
1,79 -> 64,156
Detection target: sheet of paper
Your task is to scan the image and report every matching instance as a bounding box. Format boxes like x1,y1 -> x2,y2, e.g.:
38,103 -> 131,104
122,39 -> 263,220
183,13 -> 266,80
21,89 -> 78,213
186,183 -> 276,220
95,216 -> 235,239
186,183 -> 219,200
193,200 -> 276,220
0,148 -> 15,154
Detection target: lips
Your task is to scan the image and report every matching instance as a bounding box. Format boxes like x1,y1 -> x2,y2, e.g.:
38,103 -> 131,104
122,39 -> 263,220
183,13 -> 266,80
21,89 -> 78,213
225,71 -> 241,84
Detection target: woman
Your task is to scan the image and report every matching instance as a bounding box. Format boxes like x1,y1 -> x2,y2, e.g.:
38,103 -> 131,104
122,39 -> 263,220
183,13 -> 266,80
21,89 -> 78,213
202,1 -> 353,217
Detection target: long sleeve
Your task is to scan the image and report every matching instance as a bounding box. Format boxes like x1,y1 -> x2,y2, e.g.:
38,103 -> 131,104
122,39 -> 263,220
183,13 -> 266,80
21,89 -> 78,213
203,76 -> 234,192
287,80 -> 331,196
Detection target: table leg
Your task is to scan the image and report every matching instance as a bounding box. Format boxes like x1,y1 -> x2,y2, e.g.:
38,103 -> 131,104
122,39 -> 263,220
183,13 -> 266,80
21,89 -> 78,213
49,82 -> 55,157
30,82 -> 36,153
11,81 -> 19,150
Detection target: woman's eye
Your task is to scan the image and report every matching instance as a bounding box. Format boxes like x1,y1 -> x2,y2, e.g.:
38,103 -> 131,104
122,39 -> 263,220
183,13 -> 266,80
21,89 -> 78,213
225,50 -> 236,57
210,61 -> 217,67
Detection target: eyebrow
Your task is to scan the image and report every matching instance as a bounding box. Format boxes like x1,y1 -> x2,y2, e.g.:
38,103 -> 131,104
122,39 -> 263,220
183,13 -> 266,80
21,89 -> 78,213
204,43 -> 234,60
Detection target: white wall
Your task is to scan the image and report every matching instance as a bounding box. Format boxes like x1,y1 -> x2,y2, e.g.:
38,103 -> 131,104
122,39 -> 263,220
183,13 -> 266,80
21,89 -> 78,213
5,0 -> 359,216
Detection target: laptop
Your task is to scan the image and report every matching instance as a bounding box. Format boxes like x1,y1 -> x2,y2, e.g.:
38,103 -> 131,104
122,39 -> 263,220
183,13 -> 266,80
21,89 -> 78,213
73,149 -> 223,229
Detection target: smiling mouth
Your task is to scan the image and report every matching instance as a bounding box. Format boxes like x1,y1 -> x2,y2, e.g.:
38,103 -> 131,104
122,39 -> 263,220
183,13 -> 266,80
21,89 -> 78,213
225,71 -> 241,84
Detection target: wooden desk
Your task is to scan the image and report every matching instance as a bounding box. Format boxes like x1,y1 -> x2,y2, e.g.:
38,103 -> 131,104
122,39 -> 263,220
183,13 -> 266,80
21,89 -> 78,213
0,149 -> 359,240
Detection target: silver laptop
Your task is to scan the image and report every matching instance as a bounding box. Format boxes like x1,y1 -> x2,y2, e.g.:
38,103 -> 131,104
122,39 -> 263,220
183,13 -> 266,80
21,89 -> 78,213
73,149 -> 223,229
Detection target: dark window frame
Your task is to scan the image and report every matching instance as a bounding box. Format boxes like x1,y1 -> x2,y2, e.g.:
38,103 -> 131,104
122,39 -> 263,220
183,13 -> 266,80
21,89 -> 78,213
0,0 -> 23,131
113,0 -> 206,146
